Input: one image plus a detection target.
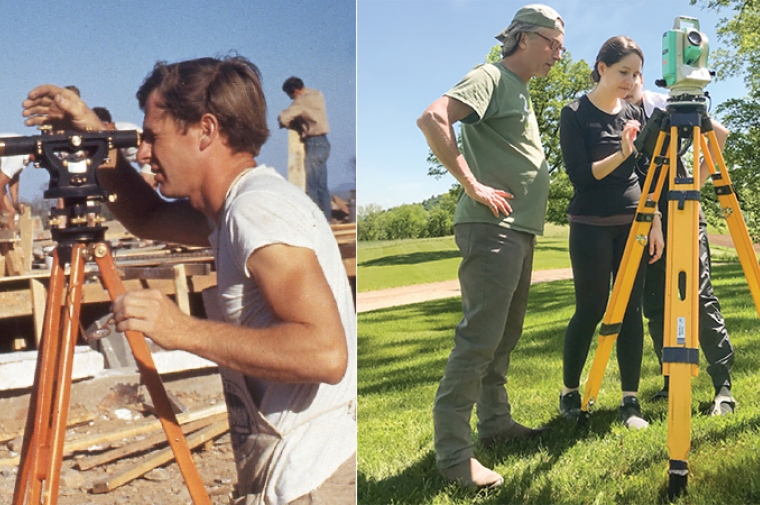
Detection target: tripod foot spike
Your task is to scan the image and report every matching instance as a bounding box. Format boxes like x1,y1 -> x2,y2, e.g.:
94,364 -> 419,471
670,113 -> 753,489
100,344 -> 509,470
577,410 -> 590,426
668,461 -> 688,501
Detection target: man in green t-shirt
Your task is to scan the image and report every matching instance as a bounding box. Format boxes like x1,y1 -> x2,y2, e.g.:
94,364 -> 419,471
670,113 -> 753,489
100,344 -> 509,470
417,3 -> 563,489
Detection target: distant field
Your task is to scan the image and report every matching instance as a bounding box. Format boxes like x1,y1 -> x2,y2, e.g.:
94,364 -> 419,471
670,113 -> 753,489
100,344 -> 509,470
357,223 -> 571,292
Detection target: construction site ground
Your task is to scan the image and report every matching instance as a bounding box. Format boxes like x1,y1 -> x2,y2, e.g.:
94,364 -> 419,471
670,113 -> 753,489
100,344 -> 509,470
0,368 -> 237,504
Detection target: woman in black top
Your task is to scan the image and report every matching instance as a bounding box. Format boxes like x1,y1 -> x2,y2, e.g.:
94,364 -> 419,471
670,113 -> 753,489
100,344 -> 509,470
558,36 -> 663,429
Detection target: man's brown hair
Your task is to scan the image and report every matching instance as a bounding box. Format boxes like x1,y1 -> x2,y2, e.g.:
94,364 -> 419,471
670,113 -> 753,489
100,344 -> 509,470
136,55 -> 270,156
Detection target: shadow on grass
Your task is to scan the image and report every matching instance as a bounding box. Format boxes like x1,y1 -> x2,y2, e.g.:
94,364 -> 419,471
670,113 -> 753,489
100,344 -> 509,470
360,250 -> 461,268
359,261 -> 760,504
357,413 -> 619,505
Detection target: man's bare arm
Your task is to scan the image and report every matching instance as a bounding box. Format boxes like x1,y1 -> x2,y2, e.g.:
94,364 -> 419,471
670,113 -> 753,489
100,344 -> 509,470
113,243 -> 348,384
417,95 -> 513,217
97,154 -> 211,246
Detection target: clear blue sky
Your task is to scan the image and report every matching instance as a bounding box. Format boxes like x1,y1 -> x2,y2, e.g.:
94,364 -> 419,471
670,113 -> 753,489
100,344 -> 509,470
358,0 -> 748,210
1,0 -> 355,202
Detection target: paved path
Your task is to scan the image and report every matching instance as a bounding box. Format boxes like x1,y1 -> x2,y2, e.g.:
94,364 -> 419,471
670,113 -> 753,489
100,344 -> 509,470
357,267 -> 573,313
355,234 -> 747,313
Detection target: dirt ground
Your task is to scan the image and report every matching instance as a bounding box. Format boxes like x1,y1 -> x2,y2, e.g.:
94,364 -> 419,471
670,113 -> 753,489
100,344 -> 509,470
0,370 -> 239,505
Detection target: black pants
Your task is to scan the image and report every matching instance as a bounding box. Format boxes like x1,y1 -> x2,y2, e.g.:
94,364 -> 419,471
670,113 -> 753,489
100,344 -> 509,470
563,221 -> 647,392
642,222 -> 734,392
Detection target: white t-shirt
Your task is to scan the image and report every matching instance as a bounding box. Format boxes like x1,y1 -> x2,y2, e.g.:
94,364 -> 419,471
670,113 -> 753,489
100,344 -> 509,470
0,133 -> 29,179
642,90 -> 669,119
208,165 -> 356,504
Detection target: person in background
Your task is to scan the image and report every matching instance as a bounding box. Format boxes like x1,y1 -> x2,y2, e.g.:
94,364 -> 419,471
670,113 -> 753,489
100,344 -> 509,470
92,106 -> 157,189
0,138 -> 29,231
278,77 -> 332,220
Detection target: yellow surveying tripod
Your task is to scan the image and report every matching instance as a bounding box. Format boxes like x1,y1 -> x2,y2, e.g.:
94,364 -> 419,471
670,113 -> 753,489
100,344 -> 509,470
578,94 -> 760,499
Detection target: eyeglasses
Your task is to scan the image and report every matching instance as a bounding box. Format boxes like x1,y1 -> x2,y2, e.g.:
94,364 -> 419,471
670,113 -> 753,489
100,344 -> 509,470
533,32 -> 566,56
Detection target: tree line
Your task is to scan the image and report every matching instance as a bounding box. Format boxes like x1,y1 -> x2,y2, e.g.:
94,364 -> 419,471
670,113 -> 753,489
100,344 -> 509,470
360,0 -> 760,243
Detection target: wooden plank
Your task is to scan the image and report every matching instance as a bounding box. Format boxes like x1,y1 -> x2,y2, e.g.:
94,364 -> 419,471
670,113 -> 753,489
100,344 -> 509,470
0,403 -> 227,467
19,205 -> 33,273
29,278 -> 47,348
4,250 -> 23,277
287,129 -> 306,191
0,411 -> 97,444
0,289 -> 32,318
173,264 -> 191,315
90,419 -> 229,494
121,263 -> 210,280
0,269 -> 216,322
77,412 -> 227,471
343,257 -> 356,278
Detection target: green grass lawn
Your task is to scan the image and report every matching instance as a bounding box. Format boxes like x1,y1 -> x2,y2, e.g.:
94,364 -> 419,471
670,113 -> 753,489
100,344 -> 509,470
357,224 -> 571,292
358,262 -> 760,504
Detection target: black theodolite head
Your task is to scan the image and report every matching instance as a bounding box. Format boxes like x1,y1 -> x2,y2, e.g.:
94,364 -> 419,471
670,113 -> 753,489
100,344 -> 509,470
0,128 -> 140,245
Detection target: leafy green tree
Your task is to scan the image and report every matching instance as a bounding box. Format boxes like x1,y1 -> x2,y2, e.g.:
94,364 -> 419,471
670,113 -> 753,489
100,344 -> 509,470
425,186 -> 459,237
383,203 -> 429,240
691,0 -> 760,240
357,203 -> 387,241
425,48 -> 592,224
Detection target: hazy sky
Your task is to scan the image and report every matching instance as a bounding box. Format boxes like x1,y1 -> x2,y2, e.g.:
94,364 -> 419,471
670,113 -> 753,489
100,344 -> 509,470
358,0 -> 748,209
0,0 -> 356,202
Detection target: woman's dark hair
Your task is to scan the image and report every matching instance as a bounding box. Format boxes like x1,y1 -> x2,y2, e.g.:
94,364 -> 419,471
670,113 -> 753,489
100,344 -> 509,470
591,36 -> 644,83
136,55 -> 270,157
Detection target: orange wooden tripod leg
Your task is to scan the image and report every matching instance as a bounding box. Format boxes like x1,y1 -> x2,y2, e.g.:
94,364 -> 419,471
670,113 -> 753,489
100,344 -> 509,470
41,244 -> 87,505
92,243 -> 210,505
701,131 -> 760,316
13,248 -> 67,505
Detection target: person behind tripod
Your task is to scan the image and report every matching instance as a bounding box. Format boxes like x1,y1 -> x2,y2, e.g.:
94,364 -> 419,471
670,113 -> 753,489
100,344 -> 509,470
558,36 -> 663,429
0,143 -> 28,231
626,74 -> 736,415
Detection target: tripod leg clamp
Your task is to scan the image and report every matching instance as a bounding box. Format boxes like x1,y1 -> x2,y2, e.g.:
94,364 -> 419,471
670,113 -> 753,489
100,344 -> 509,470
599,322 -> 622,336
668,190 -> 701,210
662,347 -> 699,365
714,184 -> 735,196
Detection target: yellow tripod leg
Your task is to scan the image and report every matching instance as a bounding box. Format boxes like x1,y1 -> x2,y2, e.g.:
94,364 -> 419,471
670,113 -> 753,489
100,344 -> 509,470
664,124 -> 701,499
580,132 -> 669,415
700,131 -> 760,316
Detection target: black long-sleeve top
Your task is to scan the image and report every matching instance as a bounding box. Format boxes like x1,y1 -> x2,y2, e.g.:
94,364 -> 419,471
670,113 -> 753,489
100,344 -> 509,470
560,95 -> 646,218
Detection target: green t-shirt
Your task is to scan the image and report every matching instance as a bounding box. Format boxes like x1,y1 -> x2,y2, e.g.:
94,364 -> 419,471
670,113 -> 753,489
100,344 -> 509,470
445,63 -> 550,236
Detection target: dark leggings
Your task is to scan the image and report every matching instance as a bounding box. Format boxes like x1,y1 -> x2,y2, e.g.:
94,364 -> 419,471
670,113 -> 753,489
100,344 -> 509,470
563,221 -> 647,392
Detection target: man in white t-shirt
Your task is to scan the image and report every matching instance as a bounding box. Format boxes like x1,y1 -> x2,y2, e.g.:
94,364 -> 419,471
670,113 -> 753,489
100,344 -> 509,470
22,56 -> 356,505
0,133 -> 29,230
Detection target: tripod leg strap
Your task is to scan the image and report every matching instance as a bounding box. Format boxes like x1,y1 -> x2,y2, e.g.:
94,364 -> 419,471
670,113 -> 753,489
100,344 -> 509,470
662,347 -> 699,365
669,460 -> 689,477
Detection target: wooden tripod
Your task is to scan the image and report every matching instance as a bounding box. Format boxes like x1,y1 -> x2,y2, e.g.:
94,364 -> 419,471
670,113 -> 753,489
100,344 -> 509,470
12,240 -> 211,505
577,96 -> 760,499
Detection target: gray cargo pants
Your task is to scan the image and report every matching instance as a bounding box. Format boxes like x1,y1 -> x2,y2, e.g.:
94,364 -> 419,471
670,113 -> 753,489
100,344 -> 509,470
433,223 -> 535,469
